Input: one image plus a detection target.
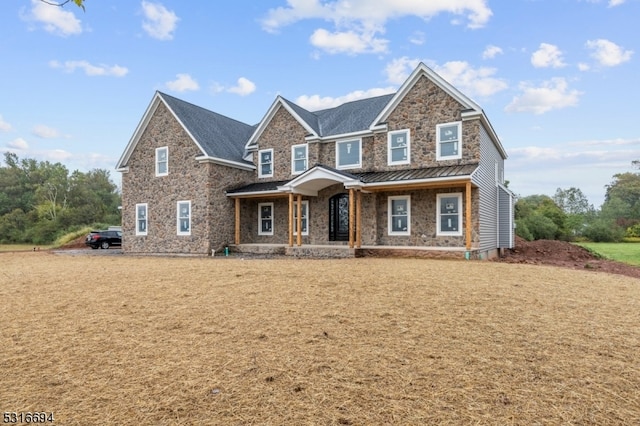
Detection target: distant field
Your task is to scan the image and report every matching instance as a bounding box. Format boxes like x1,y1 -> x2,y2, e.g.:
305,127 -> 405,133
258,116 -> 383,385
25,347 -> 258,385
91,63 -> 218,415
577,242 -> 640,266
0,244 -> 52,252
1,252 -> 639,425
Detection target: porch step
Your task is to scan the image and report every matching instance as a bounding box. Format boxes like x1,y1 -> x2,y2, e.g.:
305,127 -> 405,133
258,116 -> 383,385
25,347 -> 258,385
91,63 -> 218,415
285,245 -> 355,258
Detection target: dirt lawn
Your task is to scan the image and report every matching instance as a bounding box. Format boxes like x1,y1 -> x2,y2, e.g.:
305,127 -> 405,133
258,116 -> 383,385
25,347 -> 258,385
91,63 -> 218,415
1,252 -> 639,425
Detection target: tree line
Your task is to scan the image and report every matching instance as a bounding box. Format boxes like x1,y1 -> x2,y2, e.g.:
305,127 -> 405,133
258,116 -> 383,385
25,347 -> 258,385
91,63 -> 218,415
515,162 -> 640,242
0,153 -> 121,244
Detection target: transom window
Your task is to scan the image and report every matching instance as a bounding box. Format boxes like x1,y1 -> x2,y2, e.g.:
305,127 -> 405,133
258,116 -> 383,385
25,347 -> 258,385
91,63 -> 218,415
436,122 -> 462,160
155,147 -> 168,176
258,149 -> 273,178
135,203 -> 148,236
177,200 -> 191,236
388,196 -> 410,236
437,193 -> 462,236
336,139 -> 361,169
291,144 -> 308,175
294,200 -> 309,236
258,203 -> 274,235
388,129 -> 410,165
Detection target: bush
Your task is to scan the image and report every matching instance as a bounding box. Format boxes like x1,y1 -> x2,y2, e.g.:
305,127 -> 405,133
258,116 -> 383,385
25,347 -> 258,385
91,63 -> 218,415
583,220 -> 625,242
515,219 -> 533,241
523,213 -> 558,240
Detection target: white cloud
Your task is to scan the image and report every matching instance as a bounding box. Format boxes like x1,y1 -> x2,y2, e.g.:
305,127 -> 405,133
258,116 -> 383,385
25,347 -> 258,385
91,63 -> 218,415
165,74 -> 199,92
25,0 -> 82,36
49,60 -> 129,77
0,115 -> 13,132
482,45 -> 503,59
531,43 -> 566,68
32,125 -> 60,139
261,0 -> 492,54
141,1 -> 179,40
296,87 -> 396,111
384,57 -> 422,85
7,138 -> 29,150
227,78 -> 257,96
608,0 -> 626,6
577,62 -> 590,71
409,31 -> 426,46
585,39 -> 633,67
505,78 -> 582,115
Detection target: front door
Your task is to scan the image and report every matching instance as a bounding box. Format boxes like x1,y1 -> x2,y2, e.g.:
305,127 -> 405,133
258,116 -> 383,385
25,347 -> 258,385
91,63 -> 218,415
329,193 -> 349,241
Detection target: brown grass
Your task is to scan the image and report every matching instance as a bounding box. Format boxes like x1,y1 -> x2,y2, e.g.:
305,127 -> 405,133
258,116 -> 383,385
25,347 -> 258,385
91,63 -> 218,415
1,252 -> 639,425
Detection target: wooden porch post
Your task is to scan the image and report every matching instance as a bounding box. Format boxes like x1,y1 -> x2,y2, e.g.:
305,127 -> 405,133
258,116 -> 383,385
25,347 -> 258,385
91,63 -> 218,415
356,190 -> 362,248
288,193 -> 294,247
296,194 -> 302,247
465,181 -> 472,251
348,188 -> 355,248
234,197 -> 240,245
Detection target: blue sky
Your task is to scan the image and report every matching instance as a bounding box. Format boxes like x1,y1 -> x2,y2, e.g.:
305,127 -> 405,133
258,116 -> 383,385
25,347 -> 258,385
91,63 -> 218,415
1,0 -> 638,208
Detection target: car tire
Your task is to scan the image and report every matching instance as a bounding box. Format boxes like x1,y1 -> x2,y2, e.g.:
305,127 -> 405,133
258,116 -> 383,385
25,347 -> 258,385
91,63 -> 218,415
101,241 -> 110,249
90,245 -> 99,250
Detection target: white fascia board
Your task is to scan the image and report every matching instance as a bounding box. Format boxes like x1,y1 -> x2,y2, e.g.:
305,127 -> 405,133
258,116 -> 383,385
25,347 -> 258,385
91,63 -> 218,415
226,189 -> 282,198
305,129 -> 374,143
116,167 -> 129,173
161,96 -> 209,158
116,92 -> 162,170
363,175 -> 473,189
461,110 -> 508,159
195,156 -> 256,171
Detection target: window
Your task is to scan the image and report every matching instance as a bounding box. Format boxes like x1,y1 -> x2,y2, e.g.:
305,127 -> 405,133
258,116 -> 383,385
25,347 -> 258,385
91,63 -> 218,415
437,193 -> 463,236
155,147 -> 168,176
258,149 -> 273,178
258,203 -> 274,235
177,200 -> 191,235
388,129 -> 410,165
291,144 -> 308,175
135,203 -> 148,236
336,139 -> 361,169
388,196 -> 410,236
436,122 -> 462,160
294,200 -> 309,236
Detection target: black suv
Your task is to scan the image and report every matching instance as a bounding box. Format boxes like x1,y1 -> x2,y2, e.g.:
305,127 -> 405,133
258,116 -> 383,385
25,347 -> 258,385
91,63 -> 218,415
85,230 -> 122,249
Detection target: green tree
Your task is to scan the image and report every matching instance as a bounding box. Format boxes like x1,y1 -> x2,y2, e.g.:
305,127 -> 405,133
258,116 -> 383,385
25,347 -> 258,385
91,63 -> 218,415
515,195 -> 568,240
39,0 -> 85,10
552,187 -> 595,237
603,171 -> 640,231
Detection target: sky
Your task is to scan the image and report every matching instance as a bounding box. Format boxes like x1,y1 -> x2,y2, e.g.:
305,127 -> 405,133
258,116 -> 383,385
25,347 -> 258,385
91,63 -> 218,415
1,0 -> 638,208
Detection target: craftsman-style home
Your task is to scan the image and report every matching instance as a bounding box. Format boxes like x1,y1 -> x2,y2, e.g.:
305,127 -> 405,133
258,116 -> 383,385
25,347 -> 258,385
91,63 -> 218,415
116,63 -> 514,258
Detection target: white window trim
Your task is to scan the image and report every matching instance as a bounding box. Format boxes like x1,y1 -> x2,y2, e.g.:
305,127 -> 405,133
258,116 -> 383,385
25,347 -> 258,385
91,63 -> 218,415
437,193 -> 463,236
388,195 -> 411,236
135,203 -> 148,236
258,202 -> 274,236
387,129 -> 411,166
155,146 -> 168,177
294,200 -> 309,236
177,200 -> 191,236
291,144 -> 308,175
258,148 -> 274,178
335,138 -> 362,170
436,122 -> 462,161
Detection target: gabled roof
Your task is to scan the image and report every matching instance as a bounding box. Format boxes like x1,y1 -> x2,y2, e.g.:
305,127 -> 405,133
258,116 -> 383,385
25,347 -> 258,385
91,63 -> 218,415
117,92 -> 255,171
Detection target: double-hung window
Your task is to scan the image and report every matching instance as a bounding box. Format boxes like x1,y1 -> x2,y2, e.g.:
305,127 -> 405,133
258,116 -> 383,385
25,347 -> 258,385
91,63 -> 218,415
294,200 -> 309,236
156,147 -> 168,176
258,149 -> 273,178
291,144 -> 308,175
135,203 -> 148,236
388,130 -> 410,165
388,196 -> 410,236
336,139 -> 361,169
437,193 -> 462,236
177,200 -> 191,236
436,122 -> 462,160
258,203 -> 274,235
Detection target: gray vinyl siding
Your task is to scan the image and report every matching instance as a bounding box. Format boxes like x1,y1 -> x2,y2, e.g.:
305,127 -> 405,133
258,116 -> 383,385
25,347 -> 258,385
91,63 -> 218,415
498,184 -> 514,248
471,124 -> 504,252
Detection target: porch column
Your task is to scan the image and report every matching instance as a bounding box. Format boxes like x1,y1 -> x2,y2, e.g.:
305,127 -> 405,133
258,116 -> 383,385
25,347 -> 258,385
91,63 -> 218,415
465,181 -> 472,251
234,198 -> 240,245
348,188 -> 355,248
288,193 -> 294,247
356,190 -> 362,248
296,194 -> 302,247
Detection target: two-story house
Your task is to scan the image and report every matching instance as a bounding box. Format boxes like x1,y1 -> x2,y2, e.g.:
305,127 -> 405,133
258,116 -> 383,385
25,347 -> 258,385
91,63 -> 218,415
116,63 -> 514,258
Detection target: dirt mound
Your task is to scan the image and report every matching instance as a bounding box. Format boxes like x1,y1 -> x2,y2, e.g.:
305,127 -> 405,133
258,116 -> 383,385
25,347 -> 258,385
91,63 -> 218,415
497,236 -> 640,279
59,235 -> 90,249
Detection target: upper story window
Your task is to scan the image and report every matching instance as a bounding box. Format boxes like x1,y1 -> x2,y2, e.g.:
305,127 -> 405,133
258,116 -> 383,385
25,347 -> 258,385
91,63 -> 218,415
177,200 -> 191,236
155,147 -> 168,176
136,203 -> 148,236
336,139 -> 361,169
258,203 -> 274,236
388,195 -> 411,236
437,193 -> 462,236
436,122 -> 462,160
388,129 -> 410,165
291,144 -> 308,175
258,149 -> 274,178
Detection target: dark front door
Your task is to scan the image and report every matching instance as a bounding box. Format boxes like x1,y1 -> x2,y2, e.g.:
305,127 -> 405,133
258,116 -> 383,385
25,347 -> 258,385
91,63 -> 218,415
329,193 -> 349,241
